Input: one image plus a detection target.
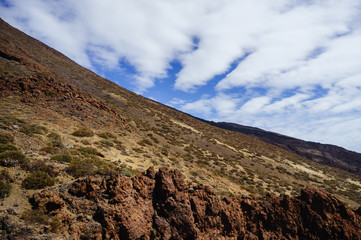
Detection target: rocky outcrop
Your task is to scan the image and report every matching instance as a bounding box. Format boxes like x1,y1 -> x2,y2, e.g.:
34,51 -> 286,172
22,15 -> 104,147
29,167 -> 361,239
0,76 -> 115,115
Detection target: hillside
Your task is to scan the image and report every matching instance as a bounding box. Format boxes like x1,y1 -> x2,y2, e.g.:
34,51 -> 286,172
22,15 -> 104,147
0,18 -> 361,239
206,121 -> 361,175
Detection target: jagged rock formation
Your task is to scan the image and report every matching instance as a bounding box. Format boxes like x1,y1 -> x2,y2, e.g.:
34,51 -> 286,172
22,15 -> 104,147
25,168 -> 361,239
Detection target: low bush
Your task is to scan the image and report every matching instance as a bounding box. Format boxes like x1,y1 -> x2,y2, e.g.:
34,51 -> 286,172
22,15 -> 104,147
80,139 -> 91,145
217,190 -> 236,197
21,209 -> 49,225
22,171 -> 55,189
121,168 -> 132,177
0,132 -> 14,144
98,132 -> 116,139
40,146 -> 60,154
67,157 -> 120,177
71,128 -> 94,137
24,160 -> 58,177
47,132 -> 63,148
50,217 -> 62,233
98,140 -> 114,147
147,133 -> 159,144
0,116 -> 24,126
161,147 -> 168,156
78,147 -> 104,157
20,124 -> 48,136
51,154 -> 72,163
132,147 -> 144,154
137,139 -> 153,146
0,180 -> 11,198
0,150 -> 28,167
0,144 -> 18,153
0,170 -> 12,198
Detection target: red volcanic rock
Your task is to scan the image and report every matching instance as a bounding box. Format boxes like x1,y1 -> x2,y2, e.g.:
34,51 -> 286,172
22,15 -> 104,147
0,76 -> 116,115
30,190 -> 64,215
30,167 -> 361,239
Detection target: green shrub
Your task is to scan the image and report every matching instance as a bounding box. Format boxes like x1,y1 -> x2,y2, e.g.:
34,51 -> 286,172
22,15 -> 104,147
22,171 -> 55,189
98,140 -> 114,147
20,124 -> 48,136
98,132 -> 116,139
51,154 -> 72,163
0,116 -> 24,126
67,157 -> 120,177
161,147 -> 169,156
25,160 -> 58,177
0,150 -> 28,166
0,144 -> 18,153
40,146 -> 60,154
217,190 -> 236,197
0,132 -> 14,144
132,147 -> 144,153
137,139 -> 153,146
80,139 -> 91,145
50,217 -> 62,233
121,168 -> 132,177
0,170 -> 12,198
71,128 -> 94,137
0,180 -> 11,198
21,209 -> 49,225
78,147 -> 104,157
147,133 -> 159,144
47,132 -> 63,148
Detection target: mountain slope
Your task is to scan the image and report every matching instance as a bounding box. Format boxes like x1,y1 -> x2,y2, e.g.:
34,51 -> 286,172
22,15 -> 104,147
0,18 -> 361,239
206,121 -> 361,175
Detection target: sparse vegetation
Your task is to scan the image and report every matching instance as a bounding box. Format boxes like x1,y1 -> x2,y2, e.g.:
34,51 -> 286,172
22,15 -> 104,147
71,127 -> 94,137
20,124 -> 48,136
161,146 -> 169,156
47,132 -> 63,148
50,217 -> 62,233
78,146 -> 104,157
51,154 -> 72,163
40,146 -> 60,154
0,149 -> 28,166
217,190 -> 236,197
98,139 -> 114,147
81,139 -> 91,145
132,147 -> 144,154
121,168 -> 133,177
0,132 -> 14,144
67,156 -> 120,177
0,143 -> 18,152
21,209 -> 49,225
137,138 -> 153,146
0,170 -> 12,198
22,171 -> 55,189
98,132 -> 116,139
24,160 -> 58,176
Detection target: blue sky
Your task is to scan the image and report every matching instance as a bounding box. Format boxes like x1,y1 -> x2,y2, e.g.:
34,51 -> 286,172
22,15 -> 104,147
1,0 -> 361,153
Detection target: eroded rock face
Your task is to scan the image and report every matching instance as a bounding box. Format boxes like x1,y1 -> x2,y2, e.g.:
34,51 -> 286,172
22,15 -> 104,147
30,167 -> 361,239
30,190 -> 65,215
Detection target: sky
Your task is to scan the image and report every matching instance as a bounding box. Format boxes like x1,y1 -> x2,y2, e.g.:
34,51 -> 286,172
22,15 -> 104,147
1,0 -> 361,153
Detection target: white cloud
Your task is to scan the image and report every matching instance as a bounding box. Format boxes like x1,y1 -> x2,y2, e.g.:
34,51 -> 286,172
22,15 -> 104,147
1,0 -> 361,152
240,96 -> 271,114
2,0 -> 360,92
